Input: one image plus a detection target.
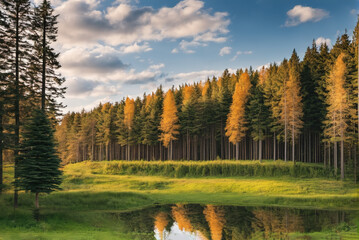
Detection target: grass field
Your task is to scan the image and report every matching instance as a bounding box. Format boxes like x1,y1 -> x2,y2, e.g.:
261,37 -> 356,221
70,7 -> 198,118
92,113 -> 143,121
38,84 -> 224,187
0,160 -> 358,239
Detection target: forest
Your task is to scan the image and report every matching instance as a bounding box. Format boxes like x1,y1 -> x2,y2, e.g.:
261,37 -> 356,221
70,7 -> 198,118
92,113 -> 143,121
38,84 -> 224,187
0,1 -> 358,238
0,0 -> 359,200
52,24 -> 359,181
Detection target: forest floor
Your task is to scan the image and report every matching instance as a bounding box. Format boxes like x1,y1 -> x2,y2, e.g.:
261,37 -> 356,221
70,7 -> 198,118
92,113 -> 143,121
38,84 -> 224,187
0,161 -> 358,239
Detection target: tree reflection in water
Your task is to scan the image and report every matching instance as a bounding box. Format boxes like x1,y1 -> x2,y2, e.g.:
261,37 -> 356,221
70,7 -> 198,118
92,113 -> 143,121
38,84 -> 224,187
114,204 -> 355,240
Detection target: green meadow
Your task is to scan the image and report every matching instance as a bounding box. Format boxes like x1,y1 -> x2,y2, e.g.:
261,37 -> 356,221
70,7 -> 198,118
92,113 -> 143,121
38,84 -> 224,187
0,160 -> 358,239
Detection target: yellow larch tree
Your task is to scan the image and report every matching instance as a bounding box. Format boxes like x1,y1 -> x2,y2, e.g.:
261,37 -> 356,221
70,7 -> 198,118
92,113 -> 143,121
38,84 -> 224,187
160,90 -> 179,160
203,205 -> 226,240
324,53 -> 348,180
287,58 -> 303,163
124,97 -> 135,160
225,70 -> 251,160
280,51 -> 303,162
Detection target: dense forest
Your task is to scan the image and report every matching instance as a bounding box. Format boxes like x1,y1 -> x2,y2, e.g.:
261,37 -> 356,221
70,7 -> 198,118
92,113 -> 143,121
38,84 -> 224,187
53,22 -> 358,181
0,1 -> 358,188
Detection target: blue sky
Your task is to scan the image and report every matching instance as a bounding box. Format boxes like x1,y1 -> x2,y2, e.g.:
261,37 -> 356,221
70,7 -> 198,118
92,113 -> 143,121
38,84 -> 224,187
38,0 -> 358,112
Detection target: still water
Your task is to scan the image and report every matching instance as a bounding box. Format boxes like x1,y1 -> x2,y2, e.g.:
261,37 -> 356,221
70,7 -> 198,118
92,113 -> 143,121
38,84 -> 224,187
114,204 -> 357,240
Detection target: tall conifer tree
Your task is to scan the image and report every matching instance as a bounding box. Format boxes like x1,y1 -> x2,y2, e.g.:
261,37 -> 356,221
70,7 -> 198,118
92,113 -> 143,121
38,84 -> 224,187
225,71 -> 251,160
16,109 -> 62,211
30,0 -> 65,112
160,90 -> 179,160
324,53 -> 348,180
2,0 -> 33,207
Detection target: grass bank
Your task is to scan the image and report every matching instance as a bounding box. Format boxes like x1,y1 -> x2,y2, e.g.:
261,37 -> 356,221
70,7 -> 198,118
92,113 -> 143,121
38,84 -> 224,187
0,161 -> 358,239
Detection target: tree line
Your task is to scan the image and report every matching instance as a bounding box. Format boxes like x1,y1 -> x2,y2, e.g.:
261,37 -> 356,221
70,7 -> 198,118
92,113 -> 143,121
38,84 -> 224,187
54,21 -> 358,181
0,0 -> 64,208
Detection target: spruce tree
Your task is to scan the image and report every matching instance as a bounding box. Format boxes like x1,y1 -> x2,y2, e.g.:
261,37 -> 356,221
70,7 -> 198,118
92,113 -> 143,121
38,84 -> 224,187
248,71 -> 271,162
16,108 -> 62,210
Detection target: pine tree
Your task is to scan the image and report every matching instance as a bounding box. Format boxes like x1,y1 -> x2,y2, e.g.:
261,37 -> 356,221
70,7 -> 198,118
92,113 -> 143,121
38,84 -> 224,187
160,90 -> 179,160
16,109 -> 62,211
2,0 -> 33,208
30,0 -> 65,112
225,70 -> 251,160
324,53 -> 348,180
180,85 -> 196,160
248,71 -> 271,162
0,7 -> 10,194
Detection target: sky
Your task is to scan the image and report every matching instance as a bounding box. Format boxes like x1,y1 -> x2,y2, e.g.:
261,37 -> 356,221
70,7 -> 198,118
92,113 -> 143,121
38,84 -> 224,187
34,0 -> 358,113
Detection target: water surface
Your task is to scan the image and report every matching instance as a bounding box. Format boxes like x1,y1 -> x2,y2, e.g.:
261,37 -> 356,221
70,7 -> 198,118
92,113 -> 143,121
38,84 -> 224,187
115,204 -> 357,240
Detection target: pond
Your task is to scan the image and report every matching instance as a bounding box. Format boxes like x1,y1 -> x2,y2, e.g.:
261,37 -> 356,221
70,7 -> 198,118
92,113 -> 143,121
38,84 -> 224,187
113,204 -> 357,240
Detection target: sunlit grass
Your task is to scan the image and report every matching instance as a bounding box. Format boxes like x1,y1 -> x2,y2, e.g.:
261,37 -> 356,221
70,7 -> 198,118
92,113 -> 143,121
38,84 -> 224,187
3,161 -> 357,209
1,161 -> 358,239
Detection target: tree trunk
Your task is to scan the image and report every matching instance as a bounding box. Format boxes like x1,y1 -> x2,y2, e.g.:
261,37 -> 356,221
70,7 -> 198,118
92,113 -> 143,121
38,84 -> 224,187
187,130 -> 190,160
259,139 -> 262,162
221,118 -> 224,159
41,10 -> 46,110
284,125 -> 287,162
273,132 -> 276,161
14,1 -> 21,209
0,108 -> 3,195
35,192 -> 39,209
236,142 -> 239,160
292,130 -> 295,164
341,138 -> 344,180
334,142 -> 338,176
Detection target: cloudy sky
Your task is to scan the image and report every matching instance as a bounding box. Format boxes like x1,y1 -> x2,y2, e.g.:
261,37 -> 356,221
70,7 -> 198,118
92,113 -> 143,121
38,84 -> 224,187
35,0 -> 358,112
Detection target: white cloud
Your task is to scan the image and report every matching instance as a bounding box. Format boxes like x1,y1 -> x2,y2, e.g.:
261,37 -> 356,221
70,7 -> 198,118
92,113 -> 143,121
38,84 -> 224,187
285,5 -> 329,27
219,46 -> 231,56
65,78 -> 122,99
315,37 -> 331,47
119,42 -> 152,53
33,0 -> 63,7
231,50 -> 252,61
149,63 -> 165,70
59,45 -> 128,76
256,63 -> 271,71
56,0 -> 230,47
65,96 -> 113,113
179,39 -> 207,53
171,48 -> 179,54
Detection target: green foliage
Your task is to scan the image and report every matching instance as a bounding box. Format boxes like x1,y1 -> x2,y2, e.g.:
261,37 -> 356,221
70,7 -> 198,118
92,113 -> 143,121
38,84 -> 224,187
16,109 -> 62,194
102,160 -> 334,178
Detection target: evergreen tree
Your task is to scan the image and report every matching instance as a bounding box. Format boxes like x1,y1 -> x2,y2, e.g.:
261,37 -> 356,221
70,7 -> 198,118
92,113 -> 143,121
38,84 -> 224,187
180,85 -> 196,160
16,109 -> 62,210
30,0 -> 65,112
248,71 -> 271,162
2,0 -> 33,208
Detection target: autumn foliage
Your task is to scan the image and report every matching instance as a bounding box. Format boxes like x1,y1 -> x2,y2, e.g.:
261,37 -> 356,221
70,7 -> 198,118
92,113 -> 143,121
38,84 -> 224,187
225,71 -> 251,144
159,90 -> 179,148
